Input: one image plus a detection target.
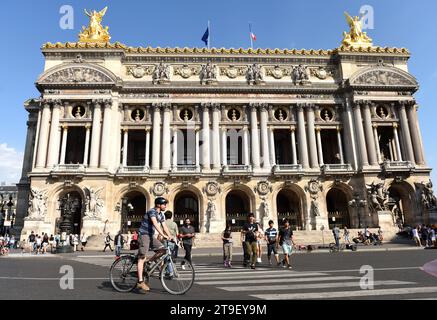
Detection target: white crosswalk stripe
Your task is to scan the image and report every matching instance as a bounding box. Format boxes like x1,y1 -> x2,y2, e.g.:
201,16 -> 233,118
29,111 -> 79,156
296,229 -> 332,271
69,258 -> 437,300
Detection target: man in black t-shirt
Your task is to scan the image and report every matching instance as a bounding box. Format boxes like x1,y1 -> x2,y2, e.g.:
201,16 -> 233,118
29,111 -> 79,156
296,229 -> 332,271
242,213 -> 260,269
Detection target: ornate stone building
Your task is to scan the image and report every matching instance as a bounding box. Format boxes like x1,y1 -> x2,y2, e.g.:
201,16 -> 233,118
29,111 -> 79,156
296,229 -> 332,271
15,9 -> 436,241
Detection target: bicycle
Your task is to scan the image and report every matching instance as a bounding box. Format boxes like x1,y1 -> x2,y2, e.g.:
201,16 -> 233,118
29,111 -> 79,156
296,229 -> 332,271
109,240 -> 195,295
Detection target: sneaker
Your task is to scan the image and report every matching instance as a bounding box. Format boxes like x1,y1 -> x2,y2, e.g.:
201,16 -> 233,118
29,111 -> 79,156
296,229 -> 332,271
257,257 -> 262,263
287,265 -> 293,269
250,264 -> 256,269
181,264 -> 186,270
136,281 -> 150,293
228,262 -> 232,268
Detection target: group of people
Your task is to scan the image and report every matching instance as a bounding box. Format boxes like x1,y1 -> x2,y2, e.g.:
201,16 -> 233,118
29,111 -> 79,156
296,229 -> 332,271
332,226 -> 384,248
221,214 -> 296,270
0,234 -> 17,255
22,231 -> 88,254
411,225 -> 436,247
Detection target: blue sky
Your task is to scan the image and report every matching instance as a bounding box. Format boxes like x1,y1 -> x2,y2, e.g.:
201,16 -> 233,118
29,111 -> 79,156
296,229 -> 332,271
0,0 -> 436,184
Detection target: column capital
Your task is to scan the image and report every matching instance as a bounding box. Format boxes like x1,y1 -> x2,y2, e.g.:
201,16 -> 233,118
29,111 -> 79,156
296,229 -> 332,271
315,126 -> 321,132
92,98 -> 104,106
392,122 -> 398,129
290,126 -> 295,132
372,123 -> 378,129
103,99 -> 112,108
52,99 -> 62,108
85,124 -> 92,130
62,124 -> 68,130
40,100 -> 52,108
249,102 -> 268,111
336,126 -> 342,132
123,128 -> 129,133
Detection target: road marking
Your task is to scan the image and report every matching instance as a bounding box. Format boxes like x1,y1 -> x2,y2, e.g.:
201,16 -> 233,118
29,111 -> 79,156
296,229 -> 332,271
295,267 -> 421,274
197,276 -> 359,286
0,277 -> 108,281
251,287 -> 437,300
196,272 -> 328,281
217,280 -> 414,292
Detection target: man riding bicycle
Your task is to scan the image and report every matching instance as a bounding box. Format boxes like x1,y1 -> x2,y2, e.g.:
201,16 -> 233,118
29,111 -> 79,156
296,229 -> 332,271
136,197 -> 173,293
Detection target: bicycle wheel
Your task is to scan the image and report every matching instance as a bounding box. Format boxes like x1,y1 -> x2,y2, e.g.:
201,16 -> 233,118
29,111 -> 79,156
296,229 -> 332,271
160,258 -> 195,295
110,255 -> 138,293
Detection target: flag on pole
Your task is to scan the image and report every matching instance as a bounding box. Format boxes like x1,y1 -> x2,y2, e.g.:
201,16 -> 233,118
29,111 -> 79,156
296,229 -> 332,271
249,23 -> 256,48
201,22 -> 210,48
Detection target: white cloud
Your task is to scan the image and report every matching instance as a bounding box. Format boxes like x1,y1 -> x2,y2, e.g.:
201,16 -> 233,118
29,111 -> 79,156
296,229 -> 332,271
0,143 -> 24,185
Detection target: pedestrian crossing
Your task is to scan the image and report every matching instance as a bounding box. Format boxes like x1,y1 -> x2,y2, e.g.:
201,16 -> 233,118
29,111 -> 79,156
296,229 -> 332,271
69,256 -> 437,300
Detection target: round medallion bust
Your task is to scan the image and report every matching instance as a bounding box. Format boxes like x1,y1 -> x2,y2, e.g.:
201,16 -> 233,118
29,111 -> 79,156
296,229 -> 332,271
205,182 -> 220,197
256,181 -> 271,196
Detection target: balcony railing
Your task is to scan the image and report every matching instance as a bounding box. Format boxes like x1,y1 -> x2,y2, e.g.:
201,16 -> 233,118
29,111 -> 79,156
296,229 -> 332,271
117,166 -> 150,174
222,165 -> 252,174
272,164 -> 303,174
381,161 -> 414,172
171,165 -> 200,173
321,164 -> 353,173
51,164 -> 86,172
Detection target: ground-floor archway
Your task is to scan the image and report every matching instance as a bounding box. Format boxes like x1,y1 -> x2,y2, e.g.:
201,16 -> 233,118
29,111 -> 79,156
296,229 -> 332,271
226,190 -> 251,232
326,188 -> 351,229
57,191 -> 83,235
388,182 -> 416,227
120,191 -> 147,233
276,189 -> 304,230
174,191 -> 200,232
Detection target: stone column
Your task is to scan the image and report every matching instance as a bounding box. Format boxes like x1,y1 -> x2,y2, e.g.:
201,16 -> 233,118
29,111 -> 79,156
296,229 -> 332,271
212,105 -> 221,170
243,127 -> 250,166
291,128 -> 297,165
145,129 -> 150,167
35,102 -> 52,168
32,109 -> 42,169
201,104 -> 210,170
99,101 -> 112,169
195,129 -> 200,167
316,127 -> 324,166
60,125 -> 68,165
296,105 -> 309,168
352,102 -> 369,167
20,120 -> 37,179
221,128 -> 227,166
393,123 -> 403,162
89,101 -> 102,168
161,105 -> 172,170
306,105 -> 318,168
269,127 -> 276,166
46,101 -> 62,167
173,129 -> 178,168
407,104 -> 425,165
122,129 -> 128,167
398,102 -> 415,164
362,103 -> 378,165
151,104 -> 161,170
259,105 -> 271,169
342,101 -> 358,169
250,105 -> 261,169
83,124 -> 91,165
337,127 -> 345,164
373,124 -> 382,164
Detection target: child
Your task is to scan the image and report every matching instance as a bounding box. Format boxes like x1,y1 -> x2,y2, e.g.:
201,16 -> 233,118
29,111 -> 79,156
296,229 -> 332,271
221,224 -> 233,268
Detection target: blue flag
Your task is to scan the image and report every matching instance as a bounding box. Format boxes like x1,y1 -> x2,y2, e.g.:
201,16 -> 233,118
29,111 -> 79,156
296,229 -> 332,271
201,27 -> 209,46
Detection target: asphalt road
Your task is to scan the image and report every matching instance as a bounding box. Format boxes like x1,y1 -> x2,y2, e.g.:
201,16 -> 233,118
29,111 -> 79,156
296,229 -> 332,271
1,249 -> 437,300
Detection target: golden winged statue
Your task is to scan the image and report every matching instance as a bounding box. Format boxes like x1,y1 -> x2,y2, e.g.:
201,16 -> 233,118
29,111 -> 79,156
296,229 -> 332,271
341,11 -> 373,48
78,7 -> 111,43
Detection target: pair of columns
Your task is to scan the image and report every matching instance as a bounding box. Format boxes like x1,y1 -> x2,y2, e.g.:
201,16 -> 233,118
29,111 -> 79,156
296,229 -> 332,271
352,101 -> 424,168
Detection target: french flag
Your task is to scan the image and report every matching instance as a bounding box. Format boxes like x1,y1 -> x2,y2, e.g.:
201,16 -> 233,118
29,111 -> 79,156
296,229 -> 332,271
250,31 -> 257,41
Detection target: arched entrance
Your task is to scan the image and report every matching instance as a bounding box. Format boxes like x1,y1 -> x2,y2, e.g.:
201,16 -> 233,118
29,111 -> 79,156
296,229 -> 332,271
276,189 -> 304,230
326,188 -> 351,229
226,190 -> 251,232
174,191 -> 200,232
388,183 -> 415,227
120,191 -> 147,233
57,191 -> 83,235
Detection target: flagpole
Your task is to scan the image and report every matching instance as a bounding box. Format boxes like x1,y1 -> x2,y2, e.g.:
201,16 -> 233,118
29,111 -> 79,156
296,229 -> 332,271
208,20 -> 211,50
249,23 -> 253,49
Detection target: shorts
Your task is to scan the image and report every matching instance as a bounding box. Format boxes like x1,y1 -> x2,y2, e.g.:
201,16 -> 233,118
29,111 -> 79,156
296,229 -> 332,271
138,234 -> 164,258
282,243 -> 292,256
267,243 -> 278,256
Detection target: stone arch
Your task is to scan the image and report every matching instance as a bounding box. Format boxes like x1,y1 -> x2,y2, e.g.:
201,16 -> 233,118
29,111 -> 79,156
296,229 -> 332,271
36,62 -> 118,86
388,181 -> 417,227
168,185 -> 204,232
52,185 -> 86,235
223,184 -> 256,232
348,66 -> 418,89
115,185 -> 151,209
326,185 -> 353,229
272,183 -> 307,230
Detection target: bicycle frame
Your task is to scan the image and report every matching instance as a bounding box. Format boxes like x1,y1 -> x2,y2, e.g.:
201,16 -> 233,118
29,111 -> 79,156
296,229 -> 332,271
144,245 -> 177,278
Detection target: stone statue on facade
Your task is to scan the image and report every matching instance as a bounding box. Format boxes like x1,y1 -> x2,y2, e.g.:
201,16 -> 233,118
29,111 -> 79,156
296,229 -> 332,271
260,198 -> 270,220
246,64 -> 263,85
152,62 -> 171,84
366,182 -> 389,213
292,64 -> 310,85
200,62 -> 217,84
206,200 -> 217,222
27,187 -> 48,220
83,187 -> 104,219
415,180 -> 437,210
78,7 -> 111,43
311,200 -> 320,217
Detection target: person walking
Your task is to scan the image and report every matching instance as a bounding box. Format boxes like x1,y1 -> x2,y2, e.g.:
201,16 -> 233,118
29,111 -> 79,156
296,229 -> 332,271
430,227 -> 436,247
332,225 -> 341,249
49,234 -> 55,253
264,220 -> 280,266
80,233 -> 88,251
240,228 -> 249,267
164,211 -> 179,259
72,234 -> 79,252
221,224 -> 233,268
256,222 -> 264,263
179,218 -> 195,267
42,233 -> 49,254
242,213 -> 260,270
421,225 -> 429,247
343,227 -> 350,244
35,234 -> 42,254
103,232 -> 114,252
412,226 -> 421,247
278,219 -> 295,269
28,231 -> 36,254
131,230 -> 139,250
114,231 -> 124,258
